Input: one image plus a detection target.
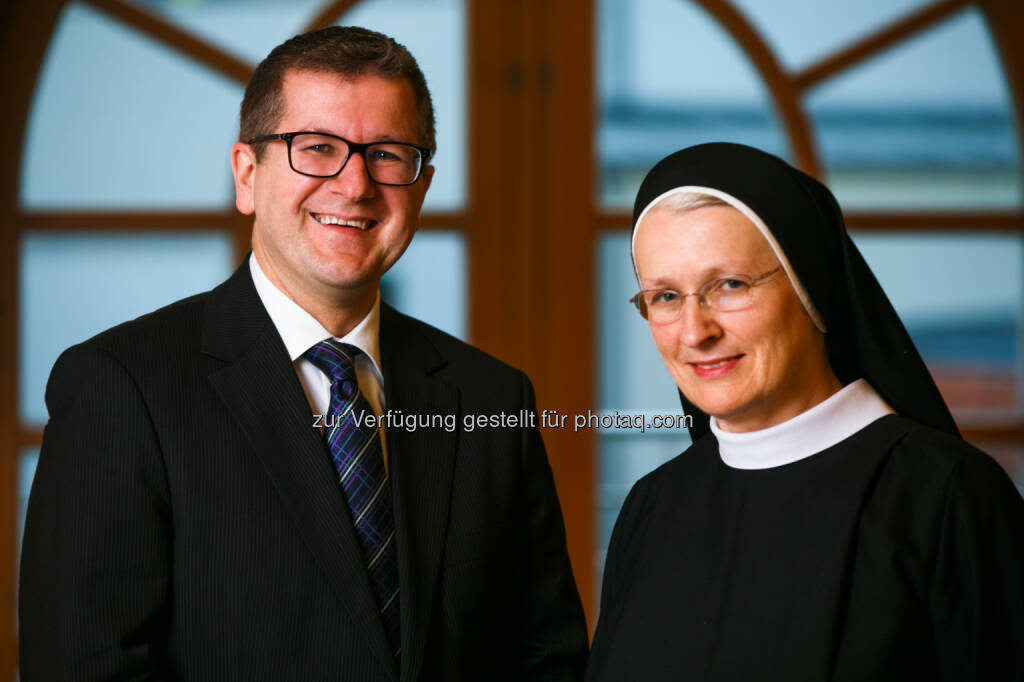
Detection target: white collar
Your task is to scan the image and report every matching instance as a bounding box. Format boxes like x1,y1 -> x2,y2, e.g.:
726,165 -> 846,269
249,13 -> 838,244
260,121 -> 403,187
249,253 -> 383,376
710,379 -> 895,470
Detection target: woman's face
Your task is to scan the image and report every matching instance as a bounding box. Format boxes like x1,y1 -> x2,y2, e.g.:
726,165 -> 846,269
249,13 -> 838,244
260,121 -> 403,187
633,204 -> 838,432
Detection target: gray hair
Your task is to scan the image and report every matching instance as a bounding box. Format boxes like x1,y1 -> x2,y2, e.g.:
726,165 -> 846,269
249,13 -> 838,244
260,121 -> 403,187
646,190 -> 730,216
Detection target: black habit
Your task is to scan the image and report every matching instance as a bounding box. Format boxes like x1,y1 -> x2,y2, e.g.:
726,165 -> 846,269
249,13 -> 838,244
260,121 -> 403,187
587,415 -> 1024,681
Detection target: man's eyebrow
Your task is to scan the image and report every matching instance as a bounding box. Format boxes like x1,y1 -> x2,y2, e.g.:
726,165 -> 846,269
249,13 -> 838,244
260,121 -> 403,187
297,129 -> 415,144
284,127 -> 339,138
370,135 -> 420,145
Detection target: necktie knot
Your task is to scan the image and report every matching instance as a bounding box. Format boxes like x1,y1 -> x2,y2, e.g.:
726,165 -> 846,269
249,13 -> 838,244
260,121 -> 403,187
304,339 -> 360,384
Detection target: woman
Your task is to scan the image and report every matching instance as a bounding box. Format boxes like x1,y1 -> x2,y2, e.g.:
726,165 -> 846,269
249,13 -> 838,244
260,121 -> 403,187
586,143 -> 1024,681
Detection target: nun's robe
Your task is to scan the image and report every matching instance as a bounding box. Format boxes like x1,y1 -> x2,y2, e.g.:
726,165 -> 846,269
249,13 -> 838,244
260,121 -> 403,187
587,410 -> 1024,681
594,142 -> 1024,681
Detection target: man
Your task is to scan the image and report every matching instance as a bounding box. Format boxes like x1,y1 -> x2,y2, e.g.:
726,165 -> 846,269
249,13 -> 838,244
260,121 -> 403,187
20,26 -> 588,681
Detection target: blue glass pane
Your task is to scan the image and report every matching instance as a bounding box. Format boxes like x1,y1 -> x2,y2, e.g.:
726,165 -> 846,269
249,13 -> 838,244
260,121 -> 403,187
851,232 -> 1022,416
19,232 -> 235,425
380,231 -> 465,340
732,0 -> 932,72
596,231 -> 692,569
808,9 -> 1021,209
19,449 -> 40,548
21,2 -> 243,209
598,0 -> 786,208
134,0 -> 467,212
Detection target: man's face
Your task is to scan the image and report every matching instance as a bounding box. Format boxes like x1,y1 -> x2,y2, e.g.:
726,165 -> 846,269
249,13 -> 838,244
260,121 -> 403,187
232,69 -> 433,307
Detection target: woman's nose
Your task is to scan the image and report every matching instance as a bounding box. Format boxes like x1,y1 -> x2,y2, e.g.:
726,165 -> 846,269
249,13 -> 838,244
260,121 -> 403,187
676,296 -> 722,347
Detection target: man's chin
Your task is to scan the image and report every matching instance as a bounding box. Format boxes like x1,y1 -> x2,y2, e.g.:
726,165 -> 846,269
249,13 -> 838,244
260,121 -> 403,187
313,269 -> 381,301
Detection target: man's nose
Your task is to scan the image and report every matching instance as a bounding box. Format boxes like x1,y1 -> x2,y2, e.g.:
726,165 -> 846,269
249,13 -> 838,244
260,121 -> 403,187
676,296 -> 722,347
327,151 -> 376,201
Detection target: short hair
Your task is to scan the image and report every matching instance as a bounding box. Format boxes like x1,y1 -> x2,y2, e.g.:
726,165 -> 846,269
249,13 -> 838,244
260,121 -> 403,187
240,26 -> 436,160
648,190 -> 729,216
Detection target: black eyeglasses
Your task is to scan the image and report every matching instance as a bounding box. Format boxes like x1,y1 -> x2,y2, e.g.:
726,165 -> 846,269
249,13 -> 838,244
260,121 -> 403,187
249,131 -> 433,186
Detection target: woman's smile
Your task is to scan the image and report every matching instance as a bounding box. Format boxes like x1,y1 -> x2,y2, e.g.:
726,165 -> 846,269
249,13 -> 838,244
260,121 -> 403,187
688,354 -> 743,377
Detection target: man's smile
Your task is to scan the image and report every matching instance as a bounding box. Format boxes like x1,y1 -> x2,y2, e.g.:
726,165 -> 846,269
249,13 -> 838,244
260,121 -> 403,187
310,212 -> 376,230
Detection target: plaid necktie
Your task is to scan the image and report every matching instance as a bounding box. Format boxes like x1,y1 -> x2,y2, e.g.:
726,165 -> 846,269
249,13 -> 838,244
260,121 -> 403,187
304,340 -> 400,658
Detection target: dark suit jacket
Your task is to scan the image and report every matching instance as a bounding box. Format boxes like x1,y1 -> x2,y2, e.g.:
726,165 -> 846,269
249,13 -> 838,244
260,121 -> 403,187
20,262 -> 588,681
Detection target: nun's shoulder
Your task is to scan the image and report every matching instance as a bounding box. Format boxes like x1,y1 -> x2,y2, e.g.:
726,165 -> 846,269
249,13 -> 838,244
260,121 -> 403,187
602,436 -> 720,566
619,434 -> 720,510
873,414 -> 1022,503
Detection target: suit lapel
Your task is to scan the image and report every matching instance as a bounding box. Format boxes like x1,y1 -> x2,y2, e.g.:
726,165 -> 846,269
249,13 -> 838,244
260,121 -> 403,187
202,263 -> 398,680
380,306 -> 459,682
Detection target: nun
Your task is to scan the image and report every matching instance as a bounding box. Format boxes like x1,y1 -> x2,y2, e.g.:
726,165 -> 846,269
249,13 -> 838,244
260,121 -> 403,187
586,143 -> 1024,681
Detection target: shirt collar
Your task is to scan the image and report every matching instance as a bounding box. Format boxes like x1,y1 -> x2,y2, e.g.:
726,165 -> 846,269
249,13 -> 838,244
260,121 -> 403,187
710,378 -> 895,470
249,253 -> 383,376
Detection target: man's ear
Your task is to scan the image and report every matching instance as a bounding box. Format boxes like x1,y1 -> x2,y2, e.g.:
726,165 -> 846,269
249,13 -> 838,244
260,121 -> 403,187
231,142 -> 257,215
410,164 -> 435,235
421,163 -> 435,195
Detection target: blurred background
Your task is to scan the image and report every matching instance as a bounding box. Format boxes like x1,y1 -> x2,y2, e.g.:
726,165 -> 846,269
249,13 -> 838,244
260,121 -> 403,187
1,0 -> 1022,674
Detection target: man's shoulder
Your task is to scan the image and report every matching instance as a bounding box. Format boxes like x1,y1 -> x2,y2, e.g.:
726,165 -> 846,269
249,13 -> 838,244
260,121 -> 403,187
44,288 -> 221,405
76,289 -> 212,358
382,305 -> 525,383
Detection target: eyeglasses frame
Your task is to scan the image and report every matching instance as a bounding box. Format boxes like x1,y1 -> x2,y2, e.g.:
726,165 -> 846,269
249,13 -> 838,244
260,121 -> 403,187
248,131 -> 434,187
630,266 -> 783,322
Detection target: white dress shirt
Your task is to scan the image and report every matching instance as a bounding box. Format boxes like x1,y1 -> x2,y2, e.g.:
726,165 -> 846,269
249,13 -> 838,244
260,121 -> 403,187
249,253 -> 390,466
711,379 -> 895,470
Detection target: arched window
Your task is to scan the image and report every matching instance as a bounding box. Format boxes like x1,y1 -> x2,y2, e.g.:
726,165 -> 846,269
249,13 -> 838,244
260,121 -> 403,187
2,2 -> 1023,670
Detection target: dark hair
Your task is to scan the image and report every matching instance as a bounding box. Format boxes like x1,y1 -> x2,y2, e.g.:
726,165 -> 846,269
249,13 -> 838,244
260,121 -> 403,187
240,26 -> 436,159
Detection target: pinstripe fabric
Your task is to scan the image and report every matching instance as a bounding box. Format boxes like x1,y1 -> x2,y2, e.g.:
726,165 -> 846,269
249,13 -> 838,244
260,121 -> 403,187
305,340 -> 400,659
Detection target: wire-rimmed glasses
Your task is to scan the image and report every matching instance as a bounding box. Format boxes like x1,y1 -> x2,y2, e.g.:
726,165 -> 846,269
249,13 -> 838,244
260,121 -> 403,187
630,267 -> 782,323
